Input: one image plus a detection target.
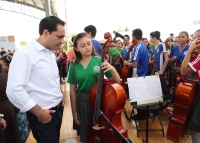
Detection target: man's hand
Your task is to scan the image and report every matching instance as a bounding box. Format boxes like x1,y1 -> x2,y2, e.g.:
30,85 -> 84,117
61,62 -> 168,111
158,70 -> 164,75
0,118 -> 6,130
124,60 -> 130,66
37,109 -> 55,124
29,105 -> 55,124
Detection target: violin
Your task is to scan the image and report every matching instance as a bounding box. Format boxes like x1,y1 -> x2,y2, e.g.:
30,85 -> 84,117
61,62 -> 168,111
103,32 -> 113,54
88,40 -> 132,143
121,39 -> 137,98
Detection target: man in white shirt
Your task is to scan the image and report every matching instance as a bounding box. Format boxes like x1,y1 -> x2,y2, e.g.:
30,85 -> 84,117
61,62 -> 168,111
6,16 -> 65,143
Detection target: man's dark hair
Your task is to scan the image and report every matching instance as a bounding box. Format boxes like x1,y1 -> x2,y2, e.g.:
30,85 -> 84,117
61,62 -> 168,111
150,31 -> 160,40
170,33 -> 174,37
84,25 -> 97,37
39,16 -> 65,35
132,29 -> 142,40
124,34 -> 130,40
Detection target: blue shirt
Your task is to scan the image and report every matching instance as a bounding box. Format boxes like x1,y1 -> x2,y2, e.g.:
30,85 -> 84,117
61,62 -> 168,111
148,49 -> 154,62
92,39 -> 102,56
169,44 -> 189,64
153,43 -> 167,71
123,45 -> 131,60
131,43 -> 149,76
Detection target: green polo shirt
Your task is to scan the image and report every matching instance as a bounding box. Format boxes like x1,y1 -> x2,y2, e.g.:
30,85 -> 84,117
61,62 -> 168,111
108,48 -> 123,60
67,56 -> 112,92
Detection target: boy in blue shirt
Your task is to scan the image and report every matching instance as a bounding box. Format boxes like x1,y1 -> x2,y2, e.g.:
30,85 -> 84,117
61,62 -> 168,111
150,31 -> 169,75
84,25 -> 102,56
124,29 -> 149,77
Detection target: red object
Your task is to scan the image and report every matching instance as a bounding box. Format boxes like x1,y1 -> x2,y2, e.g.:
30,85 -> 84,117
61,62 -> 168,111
57,52 -> 67,65
120,39 -> 137,98
88,79 -> 128,143
166,77 -> 198,143
103,32 -> 113,54
87,39 -> 129,142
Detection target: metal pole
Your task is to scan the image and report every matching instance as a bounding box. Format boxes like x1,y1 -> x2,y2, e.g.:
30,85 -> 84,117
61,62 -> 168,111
65,0 -> 69,52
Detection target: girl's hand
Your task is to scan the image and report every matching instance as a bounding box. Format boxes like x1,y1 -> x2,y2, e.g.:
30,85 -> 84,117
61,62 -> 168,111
101,62 -> 115,73
189,39 -> 200,53
73,113 -> 81,126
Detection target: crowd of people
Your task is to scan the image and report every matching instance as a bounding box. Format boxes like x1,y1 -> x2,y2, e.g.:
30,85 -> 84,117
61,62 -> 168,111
0,15 -> 200,143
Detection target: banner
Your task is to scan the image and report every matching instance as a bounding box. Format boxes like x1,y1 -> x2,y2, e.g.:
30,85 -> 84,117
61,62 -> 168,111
0,36 -> 16,52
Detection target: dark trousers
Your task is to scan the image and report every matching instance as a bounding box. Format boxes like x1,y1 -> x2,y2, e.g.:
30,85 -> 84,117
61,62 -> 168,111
27,106 -> 64,143
58,64 -> 66,81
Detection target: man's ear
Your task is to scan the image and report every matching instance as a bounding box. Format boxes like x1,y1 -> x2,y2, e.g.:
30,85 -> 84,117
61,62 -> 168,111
43,29 -> 49,37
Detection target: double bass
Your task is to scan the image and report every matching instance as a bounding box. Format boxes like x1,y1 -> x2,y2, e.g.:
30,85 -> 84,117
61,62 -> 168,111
166,76 -> 198,143
88,40 -> 132,143
121,39 -> 137,98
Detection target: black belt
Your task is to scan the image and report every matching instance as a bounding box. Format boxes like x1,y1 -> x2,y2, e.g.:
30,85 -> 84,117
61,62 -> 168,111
49,102 -> 62,110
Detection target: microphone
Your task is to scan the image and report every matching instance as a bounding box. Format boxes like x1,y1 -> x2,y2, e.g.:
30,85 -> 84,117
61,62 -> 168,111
113,31 -> 124,40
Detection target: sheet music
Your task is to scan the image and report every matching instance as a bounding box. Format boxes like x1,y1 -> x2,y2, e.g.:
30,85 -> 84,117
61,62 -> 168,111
127,75 -> 163,105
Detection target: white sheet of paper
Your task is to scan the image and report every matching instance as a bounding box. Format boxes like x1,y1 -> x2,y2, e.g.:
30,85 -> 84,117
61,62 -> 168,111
127,75 -> 163,105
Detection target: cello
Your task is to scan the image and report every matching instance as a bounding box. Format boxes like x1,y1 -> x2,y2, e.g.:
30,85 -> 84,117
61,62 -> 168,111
121,39 -> 137,98
166,75 -> 198,143
88,40 -> 132,143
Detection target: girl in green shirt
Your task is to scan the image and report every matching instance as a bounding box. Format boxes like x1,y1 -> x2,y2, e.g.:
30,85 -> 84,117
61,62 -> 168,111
108,40 -> 123,75
67,33 -> 120,143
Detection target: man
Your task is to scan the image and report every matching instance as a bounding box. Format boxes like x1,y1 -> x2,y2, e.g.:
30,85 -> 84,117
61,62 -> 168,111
6,16 -> 66,143
150,31 -> 169,75
124,29 -> 149,77
124,29 -> 149,120
84,25 -> 102,56
0,47 -> 6,57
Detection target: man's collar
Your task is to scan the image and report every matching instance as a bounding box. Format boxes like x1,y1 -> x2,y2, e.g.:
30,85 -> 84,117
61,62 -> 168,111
32,39 -> 49,52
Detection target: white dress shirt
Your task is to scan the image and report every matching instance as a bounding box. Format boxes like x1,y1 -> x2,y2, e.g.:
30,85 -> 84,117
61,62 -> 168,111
6,39 -> 63,112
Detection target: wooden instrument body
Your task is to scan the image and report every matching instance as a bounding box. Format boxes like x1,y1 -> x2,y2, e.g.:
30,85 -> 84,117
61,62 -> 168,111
167,78 -> 198,143
121,66 -> 132,97
88,79 -> 128,143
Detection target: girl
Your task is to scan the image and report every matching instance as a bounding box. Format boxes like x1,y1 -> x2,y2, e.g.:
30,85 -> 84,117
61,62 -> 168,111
170,31 -> 190,72
108,40 -> 123,75
57,47 -> 67,83
67,33 -> 120,143
181,29 -> 200,143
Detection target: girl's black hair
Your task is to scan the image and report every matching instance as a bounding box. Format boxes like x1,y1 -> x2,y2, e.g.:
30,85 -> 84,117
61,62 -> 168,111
0,55 -> 12,66
179,31 -> 189,43
73,33 -> 96,61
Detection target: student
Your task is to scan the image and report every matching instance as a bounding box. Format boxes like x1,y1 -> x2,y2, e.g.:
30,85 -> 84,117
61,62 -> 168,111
169,31 -> 190,72
142,38 -> 154,75
108,39 -> 123,73
124,29 -> 149,77
122,35 -> 131,61
181,29 -> 200,143
67,33 -> 120,143
150,31 -> 169,75
84,25 -> 102,56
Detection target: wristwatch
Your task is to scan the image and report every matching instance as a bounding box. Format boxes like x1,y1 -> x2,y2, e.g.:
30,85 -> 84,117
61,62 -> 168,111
0,113 -> 4,118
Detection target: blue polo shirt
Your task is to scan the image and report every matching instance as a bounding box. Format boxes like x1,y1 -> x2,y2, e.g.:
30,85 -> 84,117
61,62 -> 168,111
169,44 -> 189,64
153,43 -> 167,71
131,43 -> 148,76
148,49 -> 154,62
92,39 -> 102,56
123,45 -> 131,60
